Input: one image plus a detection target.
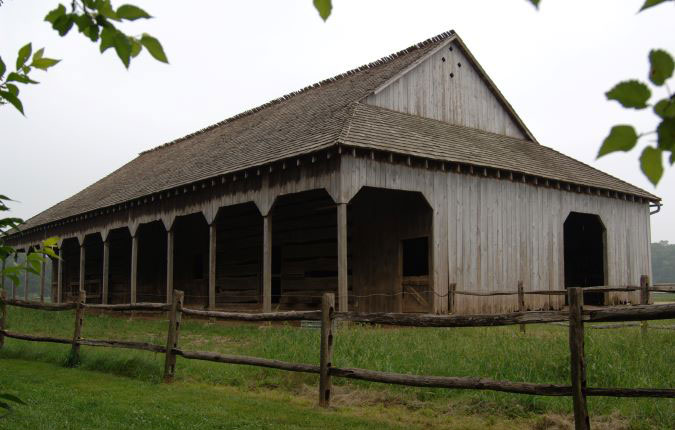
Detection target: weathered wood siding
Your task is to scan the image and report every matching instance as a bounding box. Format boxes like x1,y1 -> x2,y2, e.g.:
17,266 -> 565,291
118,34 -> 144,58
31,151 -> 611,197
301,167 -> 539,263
339,155 -> 652,314
365,41 -> 526,139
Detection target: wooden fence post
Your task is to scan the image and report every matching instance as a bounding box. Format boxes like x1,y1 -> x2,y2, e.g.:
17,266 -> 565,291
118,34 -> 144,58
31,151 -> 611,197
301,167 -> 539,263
448,283 -> 456,314
319,292 -> 335,407
163,289 -> 184,382
518,281 -> 526,334
70,290 -> 86,364
568,287 -> 590,430
0,290 -> 6,349
640,275 -> 650,335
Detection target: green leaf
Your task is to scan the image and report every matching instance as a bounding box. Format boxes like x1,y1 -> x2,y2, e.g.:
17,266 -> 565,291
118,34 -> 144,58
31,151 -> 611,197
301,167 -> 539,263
648,49 -> 674,86
656,118 -> 675,151
640,146 -> 663,185
639,0 -> 670,11
653,99 -> 675,118
114,31 -> 132,68
116,4 -> 151,20
44,4 -> 66,24
0,57 -> 6,79
670,152 -> 675,165
100,26 -> 116,53
6,72 -> 38,84
75,14 -> 100,42
16,43 -> 32,70
6,84 -> 19,97
606,80 -> 651,109
313,0 -> 332,21
0,394 -> 25,405
527,0 -> 541,8
97,0 -> 119,20
32,48 -> 45,62
598,125 -> 639,157
129,38 -> 142,58
140,34 -> 168,63
0,90 -> 25,115
52,13 -> 76,36
31,58 -> 61,71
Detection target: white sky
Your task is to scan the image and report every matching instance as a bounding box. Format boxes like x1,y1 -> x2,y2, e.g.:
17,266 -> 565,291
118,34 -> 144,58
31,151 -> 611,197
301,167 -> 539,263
1,0 -> 673,242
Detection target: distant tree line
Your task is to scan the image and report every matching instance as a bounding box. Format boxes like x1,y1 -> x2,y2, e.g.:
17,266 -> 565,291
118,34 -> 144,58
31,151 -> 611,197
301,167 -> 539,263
651,241 -> 675,283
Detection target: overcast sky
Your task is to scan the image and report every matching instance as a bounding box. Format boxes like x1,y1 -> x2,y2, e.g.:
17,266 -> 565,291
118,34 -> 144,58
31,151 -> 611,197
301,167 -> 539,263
1,0 -> 673,242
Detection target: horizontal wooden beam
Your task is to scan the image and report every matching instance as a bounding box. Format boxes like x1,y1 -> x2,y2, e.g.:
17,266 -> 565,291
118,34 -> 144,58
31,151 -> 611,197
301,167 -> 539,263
180,307 -> 321,321
174,349 -> 320,374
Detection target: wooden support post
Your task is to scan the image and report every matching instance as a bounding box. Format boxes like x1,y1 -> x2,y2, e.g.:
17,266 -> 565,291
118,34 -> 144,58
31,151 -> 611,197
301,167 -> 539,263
163,289 -> 184,382
131,233 -> 138,305
518,281 -> 526,334
39,257 -> 46,303
0,290 -> 6,349
262,215 -> 272,313
640,275 -> 650,335
79,242 -> 86,300
102,238 -> 110,305
57,250 -> 63,304
568,287 -> 590,430
448,283 -> 456,314
24,251 -> 29,301
319,292 -> 335,407
337,203 -> 348,312
70,290 -> 86,364
209,222 -> 217,311
12,254 -> 17,300
166,228 -> 174,304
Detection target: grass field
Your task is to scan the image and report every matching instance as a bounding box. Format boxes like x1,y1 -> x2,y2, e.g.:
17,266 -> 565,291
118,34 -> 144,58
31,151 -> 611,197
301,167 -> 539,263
0,307 -> 673,429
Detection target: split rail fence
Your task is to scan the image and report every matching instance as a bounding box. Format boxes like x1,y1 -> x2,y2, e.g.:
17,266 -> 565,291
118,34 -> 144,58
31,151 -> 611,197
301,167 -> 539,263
1,280 -> 675,430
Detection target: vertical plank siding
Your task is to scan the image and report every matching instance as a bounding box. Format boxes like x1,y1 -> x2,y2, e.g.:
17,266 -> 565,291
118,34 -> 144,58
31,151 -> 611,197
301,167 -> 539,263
365,41 -> 526,139
341,156 -> 651,314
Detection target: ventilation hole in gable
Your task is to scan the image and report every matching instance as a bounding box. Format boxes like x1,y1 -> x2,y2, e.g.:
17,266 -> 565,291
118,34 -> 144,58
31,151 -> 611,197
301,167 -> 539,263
449,73 -> 454,78
448,46 -> 453,51
441,57 -> 446,62
457,62 -> 462,67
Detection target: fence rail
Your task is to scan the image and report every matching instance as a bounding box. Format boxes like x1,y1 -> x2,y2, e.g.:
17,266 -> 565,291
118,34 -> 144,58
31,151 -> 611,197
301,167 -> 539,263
1,277 -> 674,430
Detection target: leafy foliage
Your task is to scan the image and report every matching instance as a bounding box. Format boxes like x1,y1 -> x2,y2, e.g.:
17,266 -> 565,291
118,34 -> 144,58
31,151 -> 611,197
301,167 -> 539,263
313,0 -> 333,21
598,125 -> 639,156
0,44 -> 59,115
1,1 -> 167,116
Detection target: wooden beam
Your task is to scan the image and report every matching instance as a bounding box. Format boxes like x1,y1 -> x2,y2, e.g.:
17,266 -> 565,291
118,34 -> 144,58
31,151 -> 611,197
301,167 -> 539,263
131,233 -> 138,305
24,250 -> 29,301
640,275 -> 650,334
319,293 -> 335,407
568,287 -> 590,430
337,203 -> 348,312
57,250 -> 63,304
209,222 -> 217,311
79,242 -> 86,297
39,257 -> 45,303
166,228 -> 174,304
262,215 -> 272,313
163,289 -> 184,382
102,238 -> 110,305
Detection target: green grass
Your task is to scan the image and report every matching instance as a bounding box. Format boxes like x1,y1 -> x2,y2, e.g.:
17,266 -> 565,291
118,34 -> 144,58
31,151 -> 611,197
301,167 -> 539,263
653,292 -> 675,303
1,308 -> 673,429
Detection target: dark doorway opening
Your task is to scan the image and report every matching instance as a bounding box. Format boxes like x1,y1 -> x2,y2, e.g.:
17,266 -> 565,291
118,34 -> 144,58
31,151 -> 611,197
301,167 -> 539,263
272,245 -> 281,304
563,212 -> 606,306
402,237 -> 429,276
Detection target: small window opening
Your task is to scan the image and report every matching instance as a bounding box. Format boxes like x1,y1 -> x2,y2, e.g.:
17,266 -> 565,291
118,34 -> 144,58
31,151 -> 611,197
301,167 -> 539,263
402,237 -> 429,277
441,57 -> 446,62
449,73 -> 454,78
457,62 -> 462,67
448,46 -> 453,51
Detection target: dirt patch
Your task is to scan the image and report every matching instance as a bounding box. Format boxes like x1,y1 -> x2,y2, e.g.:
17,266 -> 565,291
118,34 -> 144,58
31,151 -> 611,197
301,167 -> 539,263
533,412 -> 629,430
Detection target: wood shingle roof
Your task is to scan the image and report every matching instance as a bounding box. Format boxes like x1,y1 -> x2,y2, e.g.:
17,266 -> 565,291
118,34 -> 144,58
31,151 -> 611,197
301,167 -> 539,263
20,30 -> 657,232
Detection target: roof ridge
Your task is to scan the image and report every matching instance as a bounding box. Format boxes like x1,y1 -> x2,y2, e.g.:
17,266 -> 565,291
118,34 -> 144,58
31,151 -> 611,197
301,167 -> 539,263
139,30 -> 456,156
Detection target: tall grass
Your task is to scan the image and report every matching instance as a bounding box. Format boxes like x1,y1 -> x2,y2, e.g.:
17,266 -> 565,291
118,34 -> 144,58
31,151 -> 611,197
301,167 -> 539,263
1,307 -> 673,429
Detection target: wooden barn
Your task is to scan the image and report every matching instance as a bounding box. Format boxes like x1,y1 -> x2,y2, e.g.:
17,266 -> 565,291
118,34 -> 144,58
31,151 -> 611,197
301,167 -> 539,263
6,31 -> 660,314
